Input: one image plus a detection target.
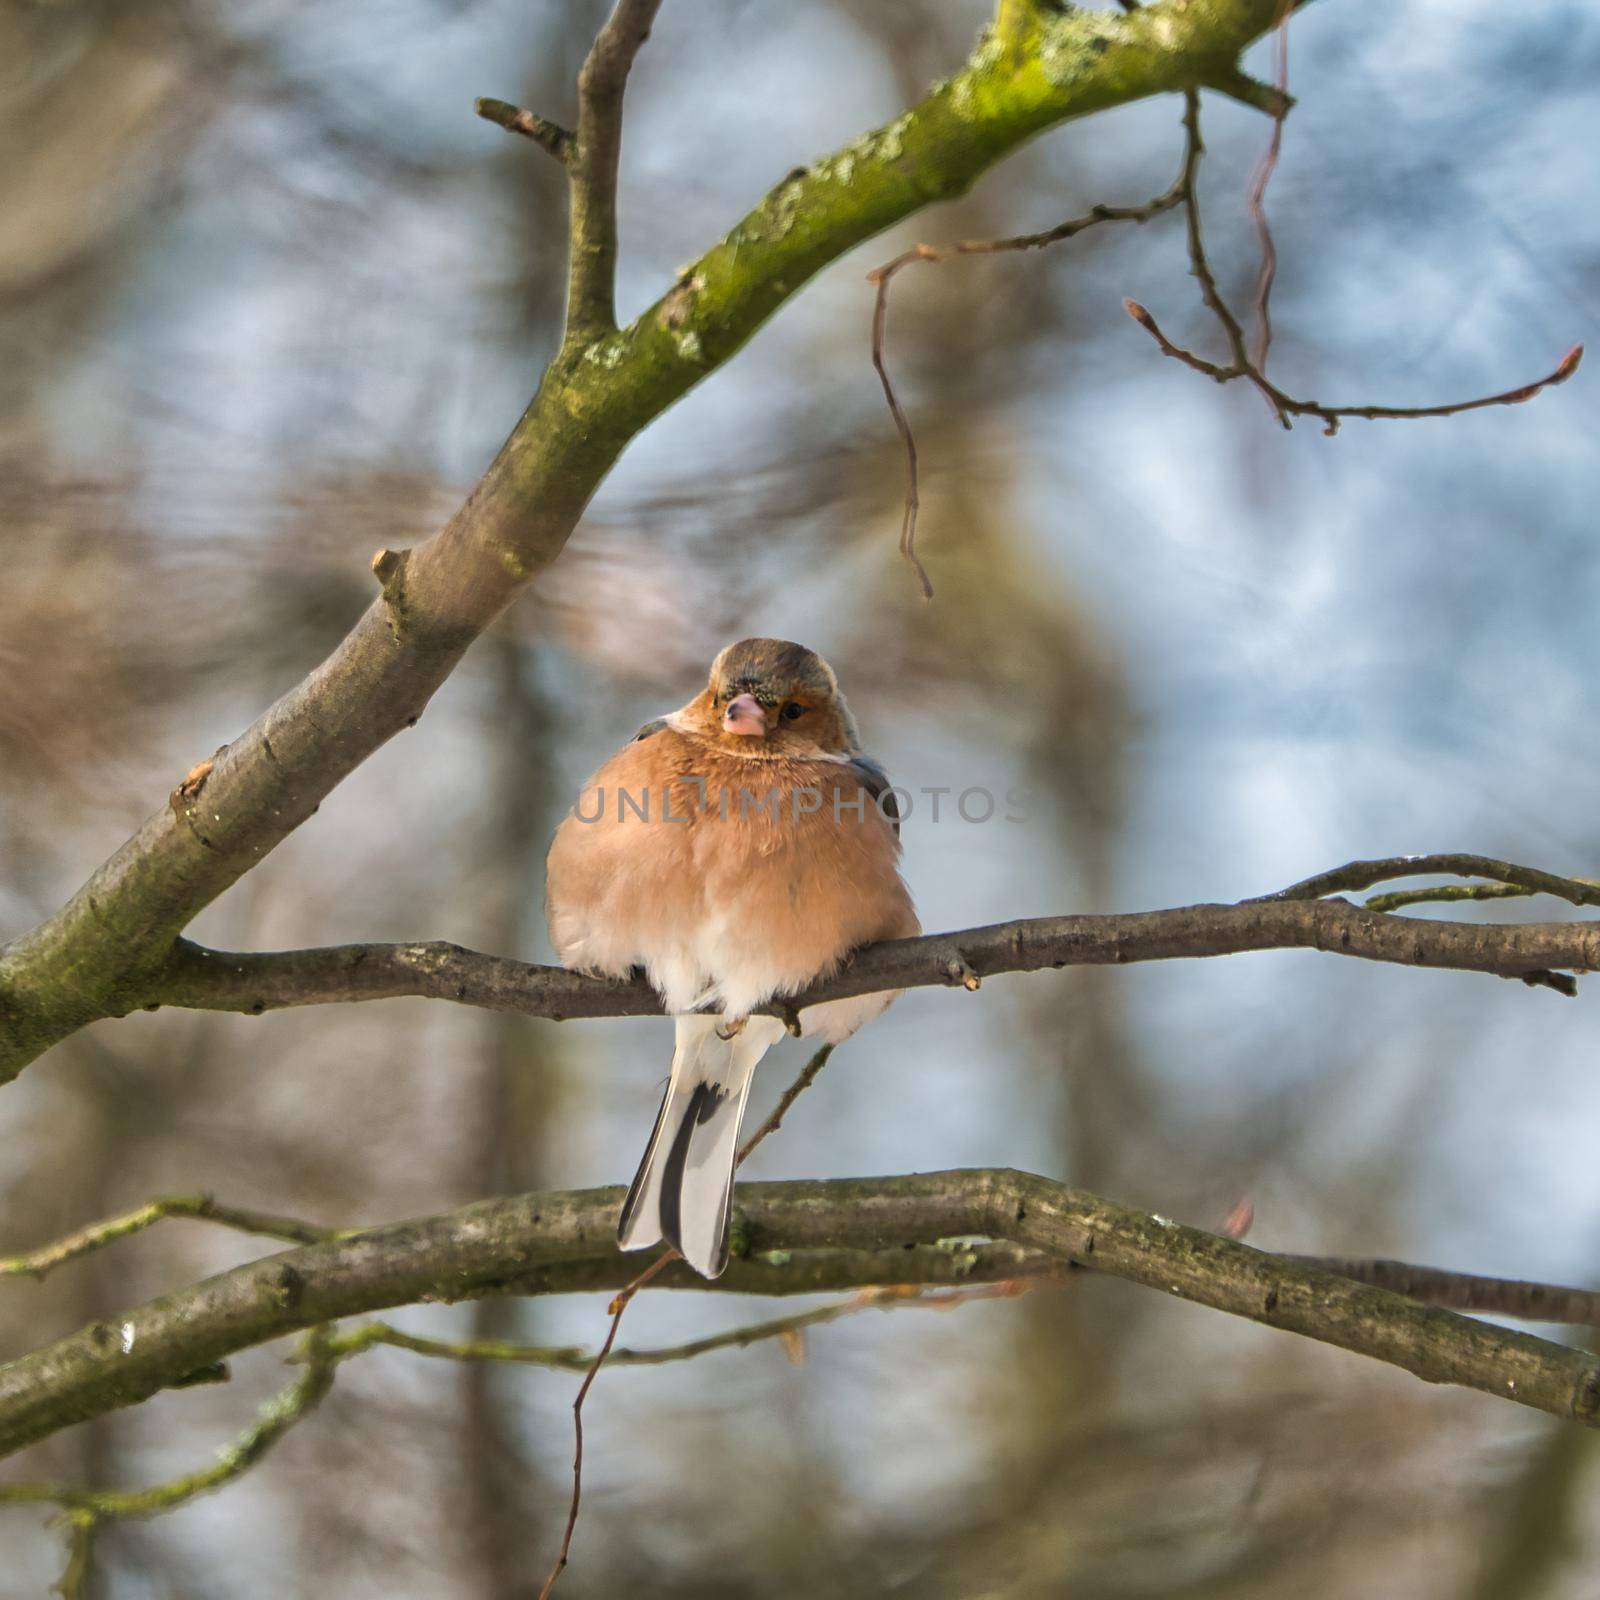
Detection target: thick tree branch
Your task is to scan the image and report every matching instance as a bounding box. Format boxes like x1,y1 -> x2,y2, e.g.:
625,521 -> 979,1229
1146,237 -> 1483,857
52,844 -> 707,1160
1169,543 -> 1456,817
4,1170 -> 1600,1463
137,888 -> 1600,1027
41,1190 -> 1600,1338
0,0 -> 1325,1082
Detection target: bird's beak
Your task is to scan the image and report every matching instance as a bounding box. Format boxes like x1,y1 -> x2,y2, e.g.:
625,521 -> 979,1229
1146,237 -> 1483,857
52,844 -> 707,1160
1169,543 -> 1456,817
722,693 -> 767,737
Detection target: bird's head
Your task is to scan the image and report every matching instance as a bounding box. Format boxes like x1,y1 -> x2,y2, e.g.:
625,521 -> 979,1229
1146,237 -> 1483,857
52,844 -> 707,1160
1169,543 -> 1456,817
681,637 -> 859,758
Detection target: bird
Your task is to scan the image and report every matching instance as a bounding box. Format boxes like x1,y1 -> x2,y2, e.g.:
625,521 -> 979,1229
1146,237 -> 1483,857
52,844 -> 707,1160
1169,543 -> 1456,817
544,637 -> 919,1277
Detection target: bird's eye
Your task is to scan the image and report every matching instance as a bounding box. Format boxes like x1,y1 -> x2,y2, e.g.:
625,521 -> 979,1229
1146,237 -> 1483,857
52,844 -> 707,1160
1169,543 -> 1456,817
781,702 -> 804,722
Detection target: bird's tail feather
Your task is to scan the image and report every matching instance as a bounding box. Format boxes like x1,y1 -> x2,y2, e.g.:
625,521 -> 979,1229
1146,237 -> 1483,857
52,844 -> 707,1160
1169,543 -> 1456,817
618,1013 -> 784,1277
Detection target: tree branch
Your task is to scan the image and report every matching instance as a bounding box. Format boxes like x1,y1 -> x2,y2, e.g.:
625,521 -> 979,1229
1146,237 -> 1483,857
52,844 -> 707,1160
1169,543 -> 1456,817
4,1170 -> 1600,1463
564,0 -> 661,343
1256,853 -> 1600,907
7,1268 -> 1042,1593
1124,89 -> 1583,431
1244,0 -> 1291,370
321,1276 -> 1032,1374
738,1044 -> 834,1162
2,1326 -> 339,1598
1204,62 -> 1292,118
866,101 -> 1195,597
0,1325 -> 337,1520
1289,1259 -> 1600,1329
1128,294 -> 1582,431
137,884 -> 1600,1028
0,0 -> 1327,1082
475,96 -> 574,164
0,1194 -> 337,1279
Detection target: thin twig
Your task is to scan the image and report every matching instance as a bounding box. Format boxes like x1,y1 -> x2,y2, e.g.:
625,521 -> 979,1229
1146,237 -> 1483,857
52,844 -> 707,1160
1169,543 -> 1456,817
1129,306 -> 1582,432
537,1246 -> 677,1600
1252,852 -> 1596,998
324,1322 -> 592,1370
474,97 -> 573,164
865,120 -> 1194,599
53,1516 -> 94,1600
1246,0 -> 1293,369
867,261 -> 933,599
738,1044 -> 834,1163
1171,91 -> 1280,411
1364,882 -> 1535,914
0,1193 -> 337,1279
324,1271 -> 1049,1375
1127,92 -> 1584,433
1255,853 -> 1600,908
540,1041 -> 840,1596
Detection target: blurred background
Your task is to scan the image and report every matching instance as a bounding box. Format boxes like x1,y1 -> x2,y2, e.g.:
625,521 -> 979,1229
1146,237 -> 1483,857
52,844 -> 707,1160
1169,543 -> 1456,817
2,0 -> 1599,1594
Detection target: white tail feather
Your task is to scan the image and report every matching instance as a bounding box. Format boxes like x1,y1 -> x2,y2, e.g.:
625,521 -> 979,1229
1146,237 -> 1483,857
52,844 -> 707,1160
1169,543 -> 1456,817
617,1014 -> 785,1277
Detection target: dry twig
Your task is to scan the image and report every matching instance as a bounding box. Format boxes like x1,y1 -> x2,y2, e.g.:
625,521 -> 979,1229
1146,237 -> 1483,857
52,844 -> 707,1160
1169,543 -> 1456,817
867,68 -> 1580,595
866,137 -> 1193,598
540,1042 -> 840,1597
537,1246 -> 677,1599
1246,0 -> 1293,368
1126,96 -> 1583,431
739,1043 -> 835,1163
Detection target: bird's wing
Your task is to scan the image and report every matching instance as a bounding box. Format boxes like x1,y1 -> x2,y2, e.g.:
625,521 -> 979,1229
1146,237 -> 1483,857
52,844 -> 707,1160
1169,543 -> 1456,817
632,716 -> 670,742
847,753 -> 900,838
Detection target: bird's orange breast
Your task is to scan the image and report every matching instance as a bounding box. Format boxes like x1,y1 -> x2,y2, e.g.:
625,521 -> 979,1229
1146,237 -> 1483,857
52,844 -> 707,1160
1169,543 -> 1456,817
545,729 -> 917,1013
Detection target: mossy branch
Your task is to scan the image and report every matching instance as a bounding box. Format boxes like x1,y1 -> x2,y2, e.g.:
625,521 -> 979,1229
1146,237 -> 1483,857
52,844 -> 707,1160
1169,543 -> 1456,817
2,1326 -> 340,1597
3,1169 -> 1599,1465
0,1194 -> 338,1279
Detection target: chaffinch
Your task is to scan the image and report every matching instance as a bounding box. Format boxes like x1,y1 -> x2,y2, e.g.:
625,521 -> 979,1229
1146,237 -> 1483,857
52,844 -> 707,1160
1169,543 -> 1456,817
545,638 -> 919,1277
